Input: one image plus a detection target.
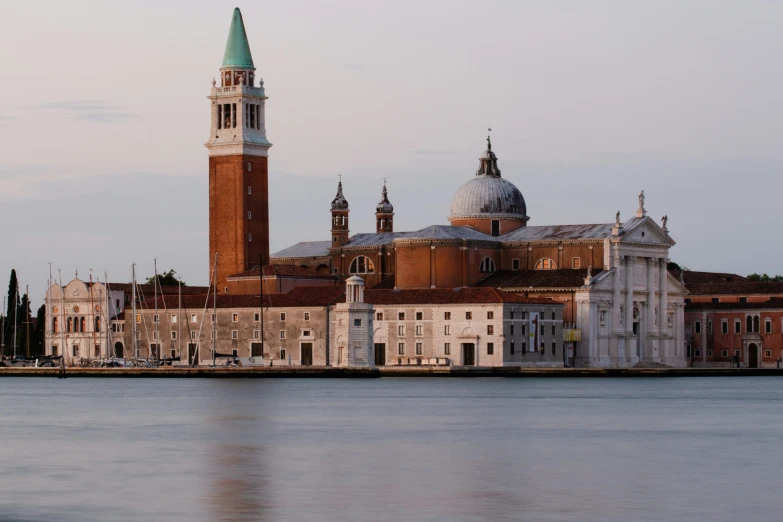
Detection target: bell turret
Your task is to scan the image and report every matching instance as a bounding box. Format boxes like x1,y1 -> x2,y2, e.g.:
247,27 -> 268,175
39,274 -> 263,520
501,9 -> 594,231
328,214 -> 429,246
331,179 -> 350,246
375,181 -> 394,233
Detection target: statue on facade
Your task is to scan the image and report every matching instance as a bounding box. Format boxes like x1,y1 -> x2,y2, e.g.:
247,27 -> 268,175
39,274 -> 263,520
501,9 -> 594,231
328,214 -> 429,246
638,190 -> 645,210
584,265 -> 593,286
661,215 -> 668,231
615,211 -> 621,227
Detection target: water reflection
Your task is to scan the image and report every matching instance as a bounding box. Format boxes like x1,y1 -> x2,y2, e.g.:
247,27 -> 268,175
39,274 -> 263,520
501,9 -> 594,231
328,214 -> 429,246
206,444 -> 269,522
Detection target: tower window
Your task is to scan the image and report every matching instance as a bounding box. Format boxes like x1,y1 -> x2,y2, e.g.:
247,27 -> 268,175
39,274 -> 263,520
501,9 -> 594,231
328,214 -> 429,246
512,259 -> 520,270
245,104 -> 249,128
249,103 -> 256,128
349,256 -> 375,274
247,162 -> 251,172
491,220 -> 500,237
248,211 -> 251,219
232,103 -> 237,128
256,105 -> 261,130
479,258 -> 496,273
248,234 -> 252,242
217,104 -> 222,130
248,186 -> 251,195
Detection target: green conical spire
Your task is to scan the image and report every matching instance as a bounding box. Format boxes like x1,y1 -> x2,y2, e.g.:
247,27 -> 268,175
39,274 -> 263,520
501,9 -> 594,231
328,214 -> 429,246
222,8 -> 254,69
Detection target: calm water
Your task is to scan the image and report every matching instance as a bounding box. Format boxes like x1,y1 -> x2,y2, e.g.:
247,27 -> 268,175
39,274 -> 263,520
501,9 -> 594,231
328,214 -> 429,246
0,376 -> 781,522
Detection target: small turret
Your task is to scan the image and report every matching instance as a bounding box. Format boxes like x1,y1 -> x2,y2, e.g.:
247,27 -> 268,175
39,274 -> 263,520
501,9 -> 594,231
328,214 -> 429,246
375,181 -> 394,233
331,179 -> 350,246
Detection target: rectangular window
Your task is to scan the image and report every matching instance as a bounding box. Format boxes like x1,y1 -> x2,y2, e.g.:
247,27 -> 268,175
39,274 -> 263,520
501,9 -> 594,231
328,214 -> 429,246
232,349 -> 238,357
211,331 -> 216,339
466,312 -> 472,320
695,321 -> 701,334
510,341 -> 515,354
739,297 -> 748,303
376,312 -> 383,321
303,330 -> 311,337
254,312 -> 260,322
551,325 -> 556,335
152,331 -> 158,340
232,313 -> 239,322
444,343 -> 451,355
487,342 -> 494,355
551,311 -> 556,320
171,331 -> 177,340
398,312 -> 405,320
487,325 -> 494,335
712,297 -> 719,303
232,103 -> 237,128
280,330 -> 286,339
304,312 -> 310,321
572,257 -> 581,269
191,314 -> 197,324
722,321 -> 728,334
94,345 -> 100,357
190,331 -> 196,340
398,325 -> 405,336
251,343 -> 263,357
415,325 -> 423,336
231,330 -> 238,340
218,104 -> 222,129
415,342 -> 423,355
153,314 -> 159,324
735,320 -> 741,334
280,349 -> 286,360
487,311 -> 494,320
695,349 -> 701,357
510,310 -> 515,320
253,330 -> 259,339
354,319 -> 362,327
72,345 -> 79,357
398,343 -> 405,355
708,320 -> 712,334
444,312 -> 451,320
171,314 -> 177,324
708,349 -> 713,357
444,325 -> 450,335
512,259 -> 520,271
722,350 -> 729,357
765,320 -> 772,334
211,314 -> 216,322
552,342 -> 556,355
510,325 -> 515,335
765,350 -> 772,358
135,314 -> 141,324
280,313 -> 286,321
416,312 -> 423,320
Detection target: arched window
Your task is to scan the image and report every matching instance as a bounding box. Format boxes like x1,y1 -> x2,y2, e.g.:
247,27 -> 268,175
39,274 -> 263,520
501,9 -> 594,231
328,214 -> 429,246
747,316 -> 753,333
95,316 -> 101,333
80,317 -> 86,333
53,317 -> 58,334
67,317 -> 72,333
535,258 -> 557,270
753,316 -> 760,333
349,256 -> 375,274
479,258 -> 496,273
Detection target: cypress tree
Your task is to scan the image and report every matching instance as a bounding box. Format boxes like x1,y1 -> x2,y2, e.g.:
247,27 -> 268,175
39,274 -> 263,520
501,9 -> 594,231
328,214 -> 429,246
16,293 -> 32,358
34,304 -> 46,357
3,270 -> 19,356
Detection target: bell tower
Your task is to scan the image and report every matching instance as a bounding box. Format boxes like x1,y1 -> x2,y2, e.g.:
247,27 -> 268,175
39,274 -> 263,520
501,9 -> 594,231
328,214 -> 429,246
331,179 -> 350,246
206,8 -> 272,289
375,181 -> 394,233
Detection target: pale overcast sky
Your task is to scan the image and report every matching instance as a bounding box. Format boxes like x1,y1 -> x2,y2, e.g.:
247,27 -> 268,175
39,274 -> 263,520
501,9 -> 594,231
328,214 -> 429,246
1,0 -> 782,302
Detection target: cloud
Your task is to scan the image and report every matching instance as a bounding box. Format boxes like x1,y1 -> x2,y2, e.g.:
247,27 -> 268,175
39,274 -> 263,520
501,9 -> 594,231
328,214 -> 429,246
410,149 -> 457,156
27,100 -> 136,123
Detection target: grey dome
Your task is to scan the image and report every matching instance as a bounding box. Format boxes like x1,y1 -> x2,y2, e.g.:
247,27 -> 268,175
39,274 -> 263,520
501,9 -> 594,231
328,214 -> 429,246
376,182 -> 394,214
448,136 -> 528,221
331,180 -> 349,210
449,176 -> 528,220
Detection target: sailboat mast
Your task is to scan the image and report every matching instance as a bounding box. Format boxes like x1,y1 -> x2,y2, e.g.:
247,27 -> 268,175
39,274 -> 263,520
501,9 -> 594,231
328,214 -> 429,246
58,270 -> 65,362
154,259 -> 159,363
178,279 -> 182,362
89,273 -> 96,361
259,253 -> 264,360
25,284 -> 30,359
132,263 -> 137,363
105,272 -> 110,359
1,295 -> 5,358
48,263 -> 53,356
12,284 -> 18,359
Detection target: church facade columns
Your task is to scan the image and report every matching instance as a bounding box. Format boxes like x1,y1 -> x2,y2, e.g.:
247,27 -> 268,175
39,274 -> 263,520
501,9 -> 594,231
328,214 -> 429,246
659,257 -> 669,338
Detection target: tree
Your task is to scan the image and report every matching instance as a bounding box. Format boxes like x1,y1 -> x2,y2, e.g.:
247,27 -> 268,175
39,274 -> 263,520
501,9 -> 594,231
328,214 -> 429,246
667,261 -> 681,271
145,269 -> 186,287
34,304 -> 46,357
2,270 -> 19,356
15,293 -> 32,358
747,273 -> 783,282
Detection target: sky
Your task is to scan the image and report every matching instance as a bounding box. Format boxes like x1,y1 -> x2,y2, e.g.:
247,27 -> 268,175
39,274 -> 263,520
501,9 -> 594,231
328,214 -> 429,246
1,0 -> 782,304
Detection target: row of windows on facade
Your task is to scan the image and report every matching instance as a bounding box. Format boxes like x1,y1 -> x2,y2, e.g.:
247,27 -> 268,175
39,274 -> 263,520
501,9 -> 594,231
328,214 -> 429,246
52,316 -> 101,334
686,297 -> 754,304
135,311 -> 311,324
686,347 -> 777,359
345,255 -> 579,276
374,310 -> 556,321
389,322 -> 556,337
216,103 -> 262,130
694,315 -> 778,335
394,341 -> 557,356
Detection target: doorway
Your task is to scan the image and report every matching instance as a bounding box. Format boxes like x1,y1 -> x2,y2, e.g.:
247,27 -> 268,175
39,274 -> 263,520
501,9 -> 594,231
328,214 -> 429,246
374,343 -> 386,366
748,343 -> 759,368
114,342 -> 124,358
301,343 -> 313,366
463,343 -> 475,366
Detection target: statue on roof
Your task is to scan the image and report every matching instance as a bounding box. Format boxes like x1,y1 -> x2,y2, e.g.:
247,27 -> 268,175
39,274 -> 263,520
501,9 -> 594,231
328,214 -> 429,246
639,190 -> 645,210
661,215 -> 668,231
615,211 -> 621,227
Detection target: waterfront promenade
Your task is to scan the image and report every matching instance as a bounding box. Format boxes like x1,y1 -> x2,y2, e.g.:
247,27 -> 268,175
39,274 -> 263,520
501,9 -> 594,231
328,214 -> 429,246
1,366 -> 782,377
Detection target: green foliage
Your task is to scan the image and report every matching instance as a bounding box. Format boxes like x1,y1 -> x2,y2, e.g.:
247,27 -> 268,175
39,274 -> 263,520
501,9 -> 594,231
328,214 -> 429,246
3,269 -> 19,356
666,261 -> 681,271
34,304 -> 46,357
15,293 -> 33,358
145,269 -> 186,287
747,273 -> 783,282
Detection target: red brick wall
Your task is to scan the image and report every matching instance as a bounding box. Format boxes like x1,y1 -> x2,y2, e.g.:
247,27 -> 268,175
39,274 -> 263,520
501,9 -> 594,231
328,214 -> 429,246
449,217 -> 525,235
209,154 -> 269,289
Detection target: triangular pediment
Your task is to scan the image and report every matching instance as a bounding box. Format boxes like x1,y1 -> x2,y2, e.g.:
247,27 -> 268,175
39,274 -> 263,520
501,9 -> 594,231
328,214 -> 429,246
620,216 -> 675,246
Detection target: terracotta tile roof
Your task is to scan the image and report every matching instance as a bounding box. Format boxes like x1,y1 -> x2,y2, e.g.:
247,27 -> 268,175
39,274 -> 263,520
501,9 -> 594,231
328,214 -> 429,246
686,298 -> 783,311
227,264 -> 336,279
105,283 -> 210,295
138,286 -> 346,310
685,281 -> 783,297
476,269 -> 602,289
271,241 -> 332,259
358,287 -> 557,306
669,270 -> 747,285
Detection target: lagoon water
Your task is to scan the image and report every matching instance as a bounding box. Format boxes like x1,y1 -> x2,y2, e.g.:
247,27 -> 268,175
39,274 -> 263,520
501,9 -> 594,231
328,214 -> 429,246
0,376 -> 781,521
